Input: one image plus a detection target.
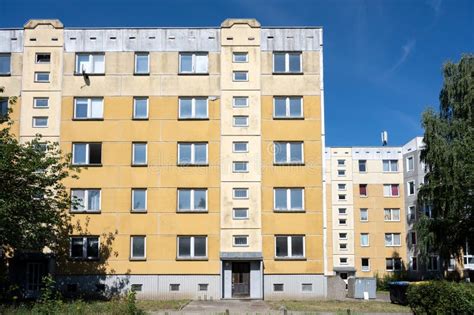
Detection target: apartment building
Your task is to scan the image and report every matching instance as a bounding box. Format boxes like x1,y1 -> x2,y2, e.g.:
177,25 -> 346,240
0,19 -> 326,299
325,146 -> 407,279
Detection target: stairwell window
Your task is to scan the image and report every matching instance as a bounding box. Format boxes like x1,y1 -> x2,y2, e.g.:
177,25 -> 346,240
232,188 -> 249,200
74,98 -> 103,120
274,142 -> 303,164
179,97 -> 208,119
233,235 -> 249,247
179,52 -> 208,74
233,71 -> 248,82
72,143 -> 102,165
35,53 -> 51,64
71,189 -> 101,212
34,72 -> 50,82
233,141 -> 248,153
32,116 -> 48,128
358,160 -> 367,172
233,96 -> 248,108
233,115 -> 248,127
75,53 -> 105,74
274,188 -> 304,211
233,208 -> 249,220
70,236 -> 99,260
177,189 -> 207,212
178,143 -> 208,165
273,97 -> 303,118
177,236 -> 207,259
273,52 -> 302,73
33,97 -> 49,108
233,161 -> 249,173
134,52 -> 149,74
275,235 -> 305,259
232,52 -> 248,63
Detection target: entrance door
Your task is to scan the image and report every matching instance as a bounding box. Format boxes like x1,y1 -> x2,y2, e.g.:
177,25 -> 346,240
26,262 -> 45,298
231,262 -> 250,298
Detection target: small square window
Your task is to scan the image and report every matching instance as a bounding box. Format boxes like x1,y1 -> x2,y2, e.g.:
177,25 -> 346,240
339,233 -> 347,240
233,141 -> 248,153
232,52 -> 248,63
338,208 -> 347,215
337,159 -> 345,166
233,115 -> 249,127
233,71 -> 248,81
337,184 -> 346,191
233,188 -> 249,199
338,194 -> 346,201
302,283 -> 312,292
233,161 -> 249,173
339,243 -> 348,250
33,97 -> 49,108
233,235 -> 249,247
34,72 -> 50,82
337,170 -> 345,176
339,218 -> 347,225
36,53 -> 51,64
131,284 -> 143,292
233,96 -> 248,108
361,258 -> 370,271
33,116 -> 48,128
233,208 -> 249,220
198,283 -> 208,291
170,284 -> 180,291
340,257 -> 348,265
273,283 -> 284,292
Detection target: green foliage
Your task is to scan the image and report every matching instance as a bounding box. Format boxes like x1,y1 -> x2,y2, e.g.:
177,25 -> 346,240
31,275 -> 63,314
407,281 -> 474,314
125,290 -> 144,315
375,272 -> 407,291
417,54 -> 474,266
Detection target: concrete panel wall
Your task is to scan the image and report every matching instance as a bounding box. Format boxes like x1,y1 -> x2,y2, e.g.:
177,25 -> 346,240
264,275 -> 326,299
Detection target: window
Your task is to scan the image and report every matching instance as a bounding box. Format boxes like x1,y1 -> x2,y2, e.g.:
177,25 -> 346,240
383,184 -> 400,197
339,233 -> 348,240
233,188 -> 249,199
233,161 -> 249,173
384,208 -> 400,221
198,284 -> 208,291
0,98 -> 8,118
273,97 -> 303,118
233,235 -> 249,247
383,159 -> 398,172
339,218 -> 347,225
178,143 -> 208,165
170,284 -> 180,291
339,243 -> 347,250
427,256 -> 439,271
359,184 -> 367,197
233,96 -> 248,108
72,143 -> 102,165
233,208 -> 249,219
338,194 -> 346,201
132,189 -> 147,212
134,52 -> 149,74
338,184 -> 346,191
75,53 -> 105,74
0,54 -> 11,75
338,208 -> 347,215
177,236 -> 207,259
133,97 -> 148,119
232,52 -> 248,63
337,159 -> 345,166
275,235 -> 305,258
386,258 -> 402,271
233,71 -> 248,81
360,233 -> 369,247
407,181 -> 415,195
32,116 -> 48,128
74,98 -> 103,119
131,284 -> 143,292
273,284 -> 284,292
34,72 -> 50,82
177,189 -> 207,212
358,160 -> 367,172
179,52 -> 208,74
340,258 -> 348,265
179,97 -> 208,119
423,205 -> 433,218
274,142 -> 304,164
33,97 -> 49,108
408,206 -> 416,221
273,52 -> 302,73
406,156 -> 414,171
130,236 -> 146,260
274,188 -> 304,211
302,283 -> 312,292
233,141 -> 248,153
35,53 -> 51,64
70,236 -> 99,259
463,242 -> 473,267
361,258 -> 370,271
411,257 -> 418,271
385,233 -> 401,246
338,170 -> 345,176
131,143 -> 147,165
410,231 -> 417,246
360,208 -> 368,221
71,189 -> 101,212
233,115 -> 248,127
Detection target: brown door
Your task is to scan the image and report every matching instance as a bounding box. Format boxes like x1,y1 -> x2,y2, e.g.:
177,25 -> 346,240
232,262 -> 250,297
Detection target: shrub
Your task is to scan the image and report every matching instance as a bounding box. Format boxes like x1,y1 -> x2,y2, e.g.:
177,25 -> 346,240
407,281 -> 474,314
375,272 -> 407,291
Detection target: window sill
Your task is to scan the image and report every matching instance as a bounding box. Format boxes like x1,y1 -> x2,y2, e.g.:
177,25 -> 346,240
133,73 -> 150,76
70,210 -> 101,214
177,164 -> 209,167
176,210 -> 208,214
176,257 -> 208,261
273,117 -> 305,120
130,258 -> 147,261
178,73 -> 209,76
272,72 -> 304,75
132,118 -> 149,121
72,164 -> 103,167
274,163 -> 305,166
131,210 -> 147,214
74,73 -> 105,76
178,118 -> 210,121
131,164 -> 148,167
274,257 -> 306,261
72,118 -> 104,121
0,73 -> 11,77
273,209 -> 305,213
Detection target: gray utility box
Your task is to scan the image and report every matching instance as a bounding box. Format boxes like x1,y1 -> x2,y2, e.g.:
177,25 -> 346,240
347,277 -> 376,299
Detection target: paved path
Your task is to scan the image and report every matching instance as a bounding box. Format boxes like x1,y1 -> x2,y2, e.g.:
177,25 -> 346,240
182,300 -> 272,314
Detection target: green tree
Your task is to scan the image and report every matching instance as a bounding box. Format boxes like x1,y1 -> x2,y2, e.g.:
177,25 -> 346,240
416,55 -> 474,271
0,87 -> 77,263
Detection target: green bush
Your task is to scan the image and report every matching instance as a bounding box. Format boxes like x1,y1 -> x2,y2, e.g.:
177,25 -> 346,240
375,272 -> 407,291
407,281 -> 474,314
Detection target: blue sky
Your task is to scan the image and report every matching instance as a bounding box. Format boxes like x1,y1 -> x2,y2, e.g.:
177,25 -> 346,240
1,0 -> 473,146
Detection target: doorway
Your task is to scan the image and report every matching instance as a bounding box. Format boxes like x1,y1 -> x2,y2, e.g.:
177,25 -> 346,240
26,262 -> 45,297
231,262 -> 250,298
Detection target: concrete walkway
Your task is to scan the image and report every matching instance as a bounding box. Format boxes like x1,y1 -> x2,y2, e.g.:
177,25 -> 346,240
181,300 -> 271,314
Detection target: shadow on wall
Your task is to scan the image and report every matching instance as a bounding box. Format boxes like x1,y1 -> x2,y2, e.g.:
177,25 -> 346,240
55,216 -> 131,300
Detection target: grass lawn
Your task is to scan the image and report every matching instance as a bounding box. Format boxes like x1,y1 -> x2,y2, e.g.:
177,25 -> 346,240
269,299 -> 411,314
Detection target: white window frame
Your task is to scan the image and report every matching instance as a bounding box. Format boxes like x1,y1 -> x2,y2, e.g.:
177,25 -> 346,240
74,97 -> 104,119
131,188 -> 147,212
233,71 -> 248,82
132,142 -> 148,165
339,233 -> 348,240
406,156 -> 414,172
233,115 -> 249,127
72,143 -> 101,165
232,52 -> 248,63
385,233 -> 401,247
386,258 -> 402,271
177,189 -> 208,212
70,236 -> 99,260
232,96 -> 249,108
408,205 -> 416,221
178,97 -> 209,119
75,53 -> 105,74
361,258 -> 370,271
384,208 -> 401,221
178,143 -> 208,165
34,72 -> 50,83
32,116 -> 48,128
232,208 -> 249,220
33,97 -> 49,108
338,208 -> 347,215
360,208 -> 369,221
273,52 -> 302,73
178,52 -> 208,74
233,235 -> 249,247
383,184 -> 400,197
275,235 -> 305,259
273,188 -> 305,211
273,96 -> 303,119
35,53 -> 51,64
232,141 -> 248,153
232,188 -> 249,200
134,52 -> 150,74
407,180 -> 416,196
232,161 -> 249,173
338,170 -> 346,177
273,142 -> 304,164
71,189 -> 101,213
383,159 -> 399,172
130,236 -> 146,260
360,233 -> 370,247
177,236 -> 208,259
337,184 -> 346,191
133,97 -> 149,119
